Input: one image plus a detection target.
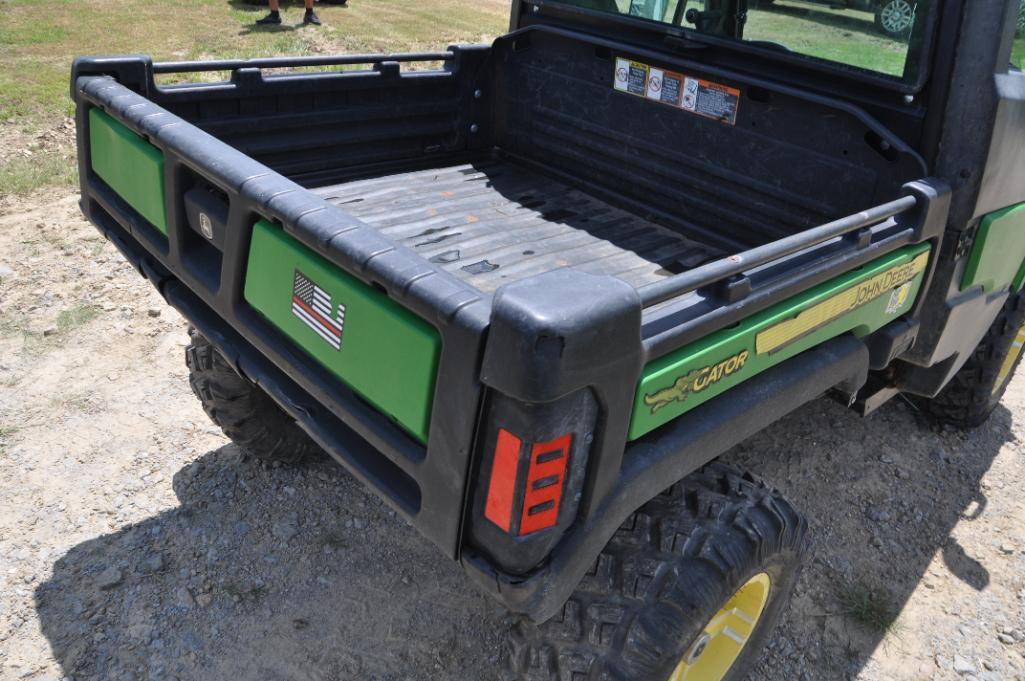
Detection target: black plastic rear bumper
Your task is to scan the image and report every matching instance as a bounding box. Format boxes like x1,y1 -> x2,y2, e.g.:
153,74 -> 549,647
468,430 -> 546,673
463,334 -> 869,621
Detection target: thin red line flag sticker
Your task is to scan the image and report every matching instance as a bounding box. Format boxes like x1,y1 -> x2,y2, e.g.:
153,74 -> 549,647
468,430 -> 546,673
291,269 -> 345,350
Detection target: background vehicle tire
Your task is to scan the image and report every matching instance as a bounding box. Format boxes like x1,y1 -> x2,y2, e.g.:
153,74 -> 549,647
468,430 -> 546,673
503,462 -> 808,681
921,288 -> 1025,429
875,0 -> 916,38
186,328 -> 325,464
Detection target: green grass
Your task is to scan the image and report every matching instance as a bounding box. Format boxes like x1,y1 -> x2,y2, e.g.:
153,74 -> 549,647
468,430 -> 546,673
0,0 -> 1018,197
56,304 -> 100,333
0,0 -> 510,126
222,582 -> 267,599
5,304 -> 100,355
0,311 -> 25,338
49,391 -> 96,413
0,151 -> 78,196
318,530 -> 349,550
0,426 -> 19,455
838,582 -> 902,636
0,0 -> 509,194
0,23 -> 67,48
1014,36 -> 1025,70
745,1 -> 910,77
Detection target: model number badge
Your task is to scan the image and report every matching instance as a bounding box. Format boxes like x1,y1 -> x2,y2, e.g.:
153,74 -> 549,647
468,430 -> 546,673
291,269 -> 345,350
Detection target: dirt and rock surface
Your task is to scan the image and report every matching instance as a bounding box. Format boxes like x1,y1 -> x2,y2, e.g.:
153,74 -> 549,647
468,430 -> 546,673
1,189 -> 1024,681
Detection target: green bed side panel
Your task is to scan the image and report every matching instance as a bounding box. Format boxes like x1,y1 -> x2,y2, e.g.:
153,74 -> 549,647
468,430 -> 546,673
244,221 -> 440,443
961,203 -> 1025,294
629,244 -> 932,440
88,108 -> 167,234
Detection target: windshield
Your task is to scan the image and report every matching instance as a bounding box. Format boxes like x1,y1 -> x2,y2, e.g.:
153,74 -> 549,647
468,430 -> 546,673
550,0 -> 931,82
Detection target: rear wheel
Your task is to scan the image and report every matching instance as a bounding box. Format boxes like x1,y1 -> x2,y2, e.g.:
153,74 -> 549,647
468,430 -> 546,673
186,328 -> 325,464
875,0 -> 915,38
922,288 -> 1025,429
503,462 -> 808,681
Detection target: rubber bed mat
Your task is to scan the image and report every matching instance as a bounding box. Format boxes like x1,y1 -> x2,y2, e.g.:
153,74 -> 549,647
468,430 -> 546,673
311,160 -> 723,294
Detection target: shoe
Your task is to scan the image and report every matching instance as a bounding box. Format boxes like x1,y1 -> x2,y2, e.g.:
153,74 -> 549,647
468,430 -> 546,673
256,12 -> 282,25
304,9 -> 322,25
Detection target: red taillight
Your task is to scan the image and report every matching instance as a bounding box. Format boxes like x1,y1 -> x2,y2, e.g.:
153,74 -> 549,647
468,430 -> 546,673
483,428 -> 522,533
519,434 -> 572,535
483,429 -> 572,536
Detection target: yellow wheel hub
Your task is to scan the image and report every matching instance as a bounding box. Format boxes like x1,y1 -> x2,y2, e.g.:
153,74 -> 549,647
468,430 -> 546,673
667,572 -> 772,681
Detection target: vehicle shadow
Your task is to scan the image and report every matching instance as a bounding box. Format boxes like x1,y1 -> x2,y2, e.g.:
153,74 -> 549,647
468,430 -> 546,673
727,397 -> 1014,679
34,395 -> 1012,680
34,445 -> 510,681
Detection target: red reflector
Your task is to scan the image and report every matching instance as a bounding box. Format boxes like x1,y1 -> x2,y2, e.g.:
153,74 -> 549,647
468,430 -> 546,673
519,434 -> 572,536
484,428 -> 522,533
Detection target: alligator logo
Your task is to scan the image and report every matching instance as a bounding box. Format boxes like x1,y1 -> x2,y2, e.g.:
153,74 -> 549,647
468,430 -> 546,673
644,368 -> 706,413
643,350 -> 750,414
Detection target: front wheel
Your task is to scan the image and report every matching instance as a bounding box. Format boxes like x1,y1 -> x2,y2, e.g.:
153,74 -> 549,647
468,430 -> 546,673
504,462 -> 808,681
875,0 -> 916,38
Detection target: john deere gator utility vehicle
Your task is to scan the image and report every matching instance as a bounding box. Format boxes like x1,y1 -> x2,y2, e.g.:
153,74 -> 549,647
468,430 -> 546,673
71,0 -> 1025,677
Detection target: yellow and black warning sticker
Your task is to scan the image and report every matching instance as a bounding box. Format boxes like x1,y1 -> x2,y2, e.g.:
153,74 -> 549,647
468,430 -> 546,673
613,57 -> 740,125
756,251 -> 930,355
993,323 -> 1025,395
614,59 -> 650,97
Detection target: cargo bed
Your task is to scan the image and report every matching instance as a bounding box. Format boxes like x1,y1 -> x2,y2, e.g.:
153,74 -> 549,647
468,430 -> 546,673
71,36 -> 945,585
310,158 -> 723,293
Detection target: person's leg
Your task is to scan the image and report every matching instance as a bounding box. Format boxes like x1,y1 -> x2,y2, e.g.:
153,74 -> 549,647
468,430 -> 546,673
304,0 -> 322,25
257,0 -> 282,24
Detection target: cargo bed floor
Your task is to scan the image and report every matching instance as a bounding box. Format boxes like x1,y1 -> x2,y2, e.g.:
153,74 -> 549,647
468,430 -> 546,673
311,159 -> 724,294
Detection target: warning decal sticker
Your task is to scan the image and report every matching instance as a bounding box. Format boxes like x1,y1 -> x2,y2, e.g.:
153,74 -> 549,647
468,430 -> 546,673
614,59 -> 650,97
614,57 -> 740,125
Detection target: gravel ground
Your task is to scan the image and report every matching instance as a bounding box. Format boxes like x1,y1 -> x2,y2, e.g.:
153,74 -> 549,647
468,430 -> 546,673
1,190 -> 1024,681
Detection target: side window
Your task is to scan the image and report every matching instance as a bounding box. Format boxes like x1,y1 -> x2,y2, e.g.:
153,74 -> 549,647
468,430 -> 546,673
1016,0 -> 1025,70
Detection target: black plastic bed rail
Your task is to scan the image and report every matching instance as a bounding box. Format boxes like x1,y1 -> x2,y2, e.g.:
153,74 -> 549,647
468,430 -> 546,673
150,51 -> 456,75
637,195 -> 919,308
638,180 -> 950,363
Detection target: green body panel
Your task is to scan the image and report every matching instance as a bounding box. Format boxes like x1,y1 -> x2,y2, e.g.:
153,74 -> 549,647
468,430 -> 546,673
629,244 -> 932,440
88,108 -> 167,234
244,221 -> 441,443
1014,259 -> 1025,293
961,203 -> 1025,294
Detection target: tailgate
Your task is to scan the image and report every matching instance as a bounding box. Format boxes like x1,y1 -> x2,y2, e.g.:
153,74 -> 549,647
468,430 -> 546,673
72,54 -> 492,559
244,220 -> 440,442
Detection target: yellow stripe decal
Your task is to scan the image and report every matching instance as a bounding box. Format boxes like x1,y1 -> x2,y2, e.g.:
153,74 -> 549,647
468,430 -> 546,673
993,324 -> 1025,395
756,251 -> 930,355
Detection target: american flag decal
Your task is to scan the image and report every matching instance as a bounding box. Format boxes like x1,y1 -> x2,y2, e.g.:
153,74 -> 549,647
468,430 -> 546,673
291,270 -> 345,350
